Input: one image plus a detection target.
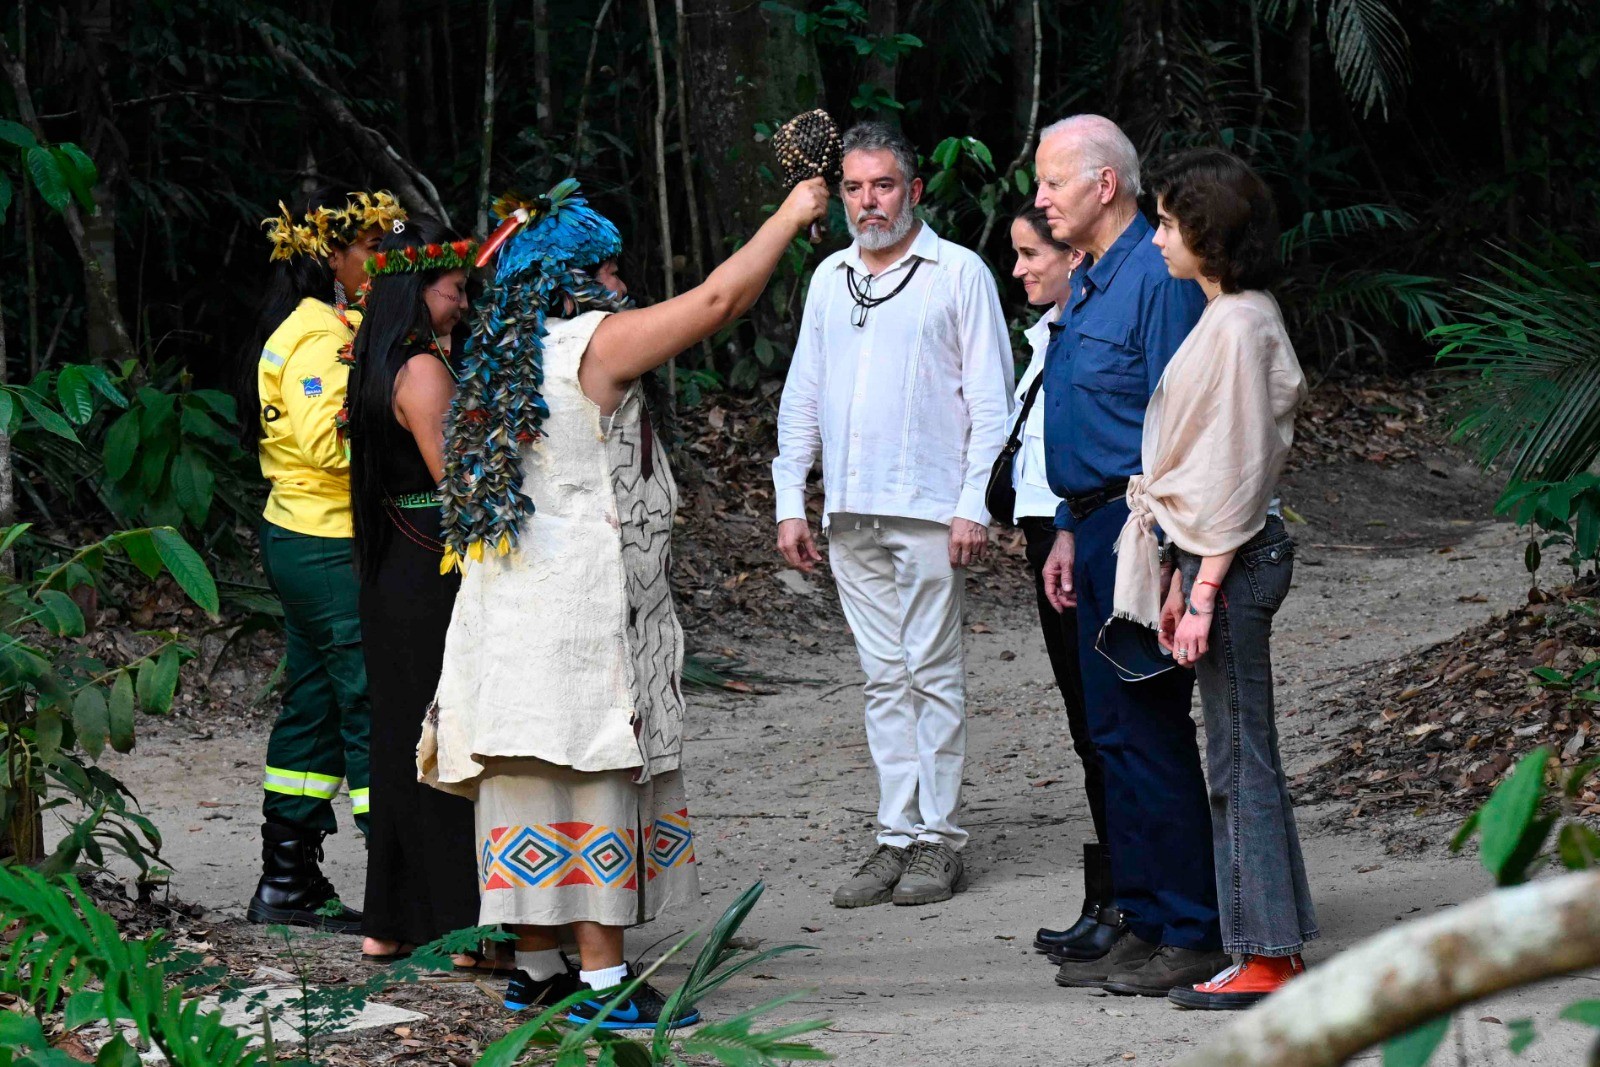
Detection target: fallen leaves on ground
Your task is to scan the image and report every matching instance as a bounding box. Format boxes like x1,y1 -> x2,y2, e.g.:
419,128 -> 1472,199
1298,584 -> 1600,820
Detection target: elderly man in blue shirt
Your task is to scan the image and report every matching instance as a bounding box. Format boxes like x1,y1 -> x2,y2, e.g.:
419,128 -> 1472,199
1032,114 -> 1229,997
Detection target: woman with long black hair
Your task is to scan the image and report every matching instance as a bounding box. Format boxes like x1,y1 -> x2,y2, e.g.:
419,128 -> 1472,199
344,218 -> 488,966
240,189 -> 404,933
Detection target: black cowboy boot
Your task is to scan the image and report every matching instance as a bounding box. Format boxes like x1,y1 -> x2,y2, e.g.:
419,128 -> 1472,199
1034,842 -> 1108,953
246,822 -> 363,933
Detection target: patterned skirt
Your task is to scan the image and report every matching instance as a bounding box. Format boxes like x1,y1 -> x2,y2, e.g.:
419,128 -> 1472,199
474,758 -> 698,927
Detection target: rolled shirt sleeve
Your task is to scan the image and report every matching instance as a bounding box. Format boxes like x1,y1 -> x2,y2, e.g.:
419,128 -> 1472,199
954,261 -> 1015,526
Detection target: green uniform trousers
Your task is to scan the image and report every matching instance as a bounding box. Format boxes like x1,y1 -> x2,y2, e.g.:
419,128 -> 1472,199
258,522 -> 371,835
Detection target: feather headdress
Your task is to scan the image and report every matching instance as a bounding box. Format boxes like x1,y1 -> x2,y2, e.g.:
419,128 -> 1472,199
259,191 -> 409,261
438,178 -> 629,572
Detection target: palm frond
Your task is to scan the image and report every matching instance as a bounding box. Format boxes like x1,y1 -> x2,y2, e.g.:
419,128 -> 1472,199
1434,245 -> 1600,481
1322,0 -> 1410,119
1280,203 -> 1414,258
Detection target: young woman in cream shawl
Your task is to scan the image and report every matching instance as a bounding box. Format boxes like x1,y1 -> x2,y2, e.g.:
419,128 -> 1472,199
1108,148 -> 1317,1010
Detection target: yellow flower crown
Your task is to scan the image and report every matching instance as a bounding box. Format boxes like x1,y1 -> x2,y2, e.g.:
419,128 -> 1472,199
260,191 -> 409,262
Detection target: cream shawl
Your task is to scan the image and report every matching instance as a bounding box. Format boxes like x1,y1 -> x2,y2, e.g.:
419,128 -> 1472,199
1110,290 -> 1307,634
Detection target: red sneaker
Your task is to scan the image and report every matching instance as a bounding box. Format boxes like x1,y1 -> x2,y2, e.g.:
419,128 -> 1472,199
1166,953 -> 1304,1010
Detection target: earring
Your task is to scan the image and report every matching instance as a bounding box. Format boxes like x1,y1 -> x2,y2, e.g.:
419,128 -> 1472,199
333,279 -> 348,307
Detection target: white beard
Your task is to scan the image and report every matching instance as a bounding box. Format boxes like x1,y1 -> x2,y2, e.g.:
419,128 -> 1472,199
848,207 -> 915,251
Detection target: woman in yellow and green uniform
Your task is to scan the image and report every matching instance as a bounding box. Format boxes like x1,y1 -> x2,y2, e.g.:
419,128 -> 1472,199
237,189 -> 406,931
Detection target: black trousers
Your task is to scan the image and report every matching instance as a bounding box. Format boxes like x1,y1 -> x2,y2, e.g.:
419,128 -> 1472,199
1021,517 -> 1107,844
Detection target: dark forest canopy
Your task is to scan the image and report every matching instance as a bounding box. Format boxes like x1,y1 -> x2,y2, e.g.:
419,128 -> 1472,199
2,0 -> 1597,396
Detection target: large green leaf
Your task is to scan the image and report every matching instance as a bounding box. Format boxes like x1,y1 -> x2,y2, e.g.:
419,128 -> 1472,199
1382,1014 -> 1450,1067
150,527 -> 219,614
35,590 -> 86,638
108,672 -> 135,752
73,687 -> 110,761
1476,747 -> 1552,885
50,145 -> 95,213
170,447 -> 215,527
23,145 -> 70,214
0,119 -> 37,149
17,388 -> 82,444
115,529 -> 163,579
103,411 -> 141,482
55,365 -> 96,425
0,170 -> 11,226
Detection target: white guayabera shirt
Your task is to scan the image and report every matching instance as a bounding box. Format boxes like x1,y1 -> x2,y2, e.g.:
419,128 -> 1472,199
772,222 -> 1014,530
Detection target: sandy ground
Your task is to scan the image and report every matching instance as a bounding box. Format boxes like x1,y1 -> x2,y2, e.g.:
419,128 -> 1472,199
83,456 -> 1600,1065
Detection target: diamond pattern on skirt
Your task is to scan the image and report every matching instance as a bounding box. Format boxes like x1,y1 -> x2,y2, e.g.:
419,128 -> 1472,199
480,822 -> 639,891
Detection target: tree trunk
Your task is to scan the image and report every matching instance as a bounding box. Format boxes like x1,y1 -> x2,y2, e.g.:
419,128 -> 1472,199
863,0 -> 897,103
673,0 -> 705,290
1176,871 -> 1600,1067
0,33 -> 134,366
572,0 -> 616,169
1492,39 -> 1517,242
378,0 -> 411,151
1288,0 -> 1314,197
645,0 -> 677,402
533,0 -> 553,135
683,0 -> 821,350
68,0 -> 134,364
252,20 -> 451,223
476,0 -> 498,238
683,0 -> 820,325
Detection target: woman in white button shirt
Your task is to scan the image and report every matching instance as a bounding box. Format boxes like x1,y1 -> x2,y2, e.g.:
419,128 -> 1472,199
1008,207 -> 1117,961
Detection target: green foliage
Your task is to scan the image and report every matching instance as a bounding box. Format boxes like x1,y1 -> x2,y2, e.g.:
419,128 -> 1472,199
0,865 -> 255,1067
1391,748 -> 1600,1063
0,127 -> 97,223
0,872 -> 826,1067
1495,473 -> 1600,587
0,519 -> 215,871
1382,1014 -> 1449,1067
1434,244 -> 1600,483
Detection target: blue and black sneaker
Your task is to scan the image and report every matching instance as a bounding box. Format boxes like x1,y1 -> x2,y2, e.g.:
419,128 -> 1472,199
565,966 -> 701,1031
504,960 -> 581,1013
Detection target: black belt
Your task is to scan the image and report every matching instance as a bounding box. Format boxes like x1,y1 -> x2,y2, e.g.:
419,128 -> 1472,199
1065,479 -> 1130,522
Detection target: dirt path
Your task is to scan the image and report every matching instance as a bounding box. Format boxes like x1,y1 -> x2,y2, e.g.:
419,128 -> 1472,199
87,455 -> 1600,1065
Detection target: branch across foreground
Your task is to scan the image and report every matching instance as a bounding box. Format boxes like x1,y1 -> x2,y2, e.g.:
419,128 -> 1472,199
1177,869 -> 1600,1066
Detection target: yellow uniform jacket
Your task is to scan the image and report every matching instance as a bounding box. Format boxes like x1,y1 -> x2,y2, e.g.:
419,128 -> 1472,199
257,297 -> 360,538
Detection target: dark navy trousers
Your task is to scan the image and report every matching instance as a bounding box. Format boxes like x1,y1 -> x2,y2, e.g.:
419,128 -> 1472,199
1072,497 -> 1221,950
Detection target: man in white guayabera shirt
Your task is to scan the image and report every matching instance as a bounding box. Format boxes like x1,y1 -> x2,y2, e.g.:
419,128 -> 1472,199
772,121 -> 1013,909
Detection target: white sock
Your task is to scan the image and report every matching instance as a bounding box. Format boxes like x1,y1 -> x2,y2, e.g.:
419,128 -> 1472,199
580,963 -> 629,991
514,949 -> 565,981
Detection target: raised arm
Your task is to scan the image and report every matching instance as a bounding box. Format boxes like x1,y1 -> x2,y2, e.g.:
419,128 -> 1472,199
580,178 -> 829,409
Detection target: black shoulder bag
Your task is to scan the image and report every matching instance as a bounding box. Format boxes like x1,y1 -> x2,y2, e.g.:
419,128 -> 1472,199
984,374 -> 1045,528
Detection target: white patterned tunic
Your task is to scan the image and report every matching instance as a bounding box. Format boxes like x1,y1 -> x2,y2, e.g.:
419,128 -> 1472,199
421,310 -> 685,795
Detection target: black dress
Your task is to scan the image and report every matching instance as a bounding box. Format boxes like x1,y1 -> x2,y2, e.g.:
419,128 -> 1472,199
358,377 -> 479,945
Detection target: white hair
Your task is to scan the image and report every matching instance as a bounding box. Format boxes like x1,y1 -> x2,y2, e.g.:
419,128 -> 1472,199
1039,115 -> 1142,198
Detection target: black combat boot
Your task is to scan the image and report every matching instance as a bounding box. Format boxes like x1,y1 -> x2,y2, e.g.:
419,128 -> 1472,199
1034,842 -> 1110,953
246,822 -> 363,933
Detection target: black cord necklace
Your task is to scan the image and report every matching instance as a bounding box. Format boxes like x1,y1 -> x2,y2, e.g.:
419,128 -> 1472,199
845,257 -> 924,328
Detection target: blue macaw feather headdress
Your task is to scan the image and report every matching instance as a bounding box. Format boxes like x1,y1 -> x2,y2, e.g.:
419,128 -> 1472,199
438,178 -> 631,570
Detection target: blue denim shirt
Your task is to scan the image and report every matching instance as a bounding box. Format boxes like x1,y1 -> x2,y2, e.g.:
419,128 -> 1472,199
1042,213 -> 1207,530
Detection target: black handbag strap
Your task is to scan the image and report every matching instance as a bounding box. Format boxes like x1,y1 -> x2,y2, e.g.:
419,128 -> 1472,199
1005,373 -> 1045,453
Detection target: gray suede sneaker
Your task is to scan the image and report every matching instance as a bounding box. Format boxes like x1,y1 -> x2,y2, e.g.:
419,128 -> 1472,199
832,844 -> 908,908
891,842 -> 966,906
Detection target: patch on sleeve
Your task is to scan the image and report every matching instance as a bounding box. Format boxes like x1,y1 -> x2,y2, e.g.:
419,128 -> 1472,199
300,376 -> 324,398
